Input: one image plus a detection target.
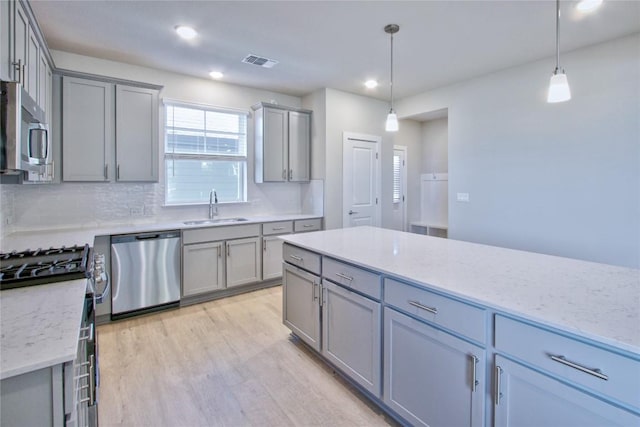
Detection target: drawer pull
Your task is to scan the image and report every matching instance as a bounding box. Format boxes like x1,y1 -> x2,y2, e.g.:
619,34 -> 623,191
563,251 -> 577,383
549,354 -> 608,381
303,224 -> 315,228
272,227 -> 285,231
289,255 -> 303,261
408,300 -> 438,315
335,272 -> 354,282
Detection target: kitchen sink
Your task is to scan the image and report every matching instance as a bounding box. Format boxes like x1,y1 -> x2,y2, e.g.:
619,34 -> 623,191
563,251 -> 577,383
183,218 -> 249,225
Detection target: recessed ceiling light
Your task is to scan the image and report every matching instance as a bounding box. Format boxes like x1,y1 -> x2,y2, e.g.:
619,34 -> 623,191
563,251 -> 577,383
364,80 -> 378,89
175,25 -> 197,40
209,71 -> 224,80
576,0 -> 603,13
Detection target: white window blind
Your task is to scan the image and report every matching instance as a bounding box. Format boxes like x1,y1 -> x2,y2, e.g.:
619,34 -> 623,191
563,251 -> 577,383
164,102 -> 248,205
393,154 -> 401,203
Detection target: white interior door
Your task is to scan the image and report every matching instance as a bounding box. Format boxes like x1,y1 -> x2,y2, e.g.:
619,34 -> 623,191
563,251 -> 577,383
343,132 -> 381,228
392,146 -> 407,231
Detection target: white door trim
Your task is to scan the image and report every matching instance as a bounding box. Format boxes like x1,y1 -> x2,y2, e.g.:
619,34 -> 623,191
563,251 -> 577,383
393,145 -> 408,231
342,132 -> 381,228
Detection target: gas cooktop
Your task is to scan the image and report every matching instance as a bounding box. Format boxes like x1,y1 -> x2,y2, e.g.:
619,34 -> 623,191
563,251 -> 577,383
0,244 -> 91,290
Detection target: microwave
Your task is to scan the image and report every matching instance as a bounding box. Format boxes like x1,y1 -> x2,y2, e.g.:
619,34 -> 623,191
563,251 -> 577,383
0,80 -> 53,183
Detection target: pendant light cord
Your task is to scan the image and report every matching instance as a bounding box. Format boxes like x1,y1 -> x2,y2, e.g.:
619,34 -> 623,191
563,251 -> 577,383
390,30 -> 394,109
555,0 -> 561,72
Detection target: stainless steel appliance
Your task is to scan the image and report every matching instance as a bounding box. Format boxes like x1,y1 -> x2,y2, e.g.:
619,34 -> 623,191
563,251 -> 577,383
0,244 -> 108,427
0,80 -> 53,184
111,231 -> 181,317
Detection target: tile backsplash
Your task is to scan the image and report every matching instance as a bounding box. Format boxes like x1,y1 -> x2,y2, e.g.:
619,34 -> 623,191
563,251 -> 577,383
0,179 -> 323,238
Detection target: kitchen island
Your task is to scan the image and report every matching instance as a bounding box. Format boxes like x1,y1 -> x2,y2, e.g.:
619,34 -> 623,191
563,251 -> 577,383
281,226 -> 639,427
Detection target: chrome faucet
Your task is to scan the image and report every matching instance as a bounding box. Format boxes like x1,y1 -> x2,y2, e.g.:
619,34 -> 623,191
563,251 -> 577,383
209,189 -> 219,219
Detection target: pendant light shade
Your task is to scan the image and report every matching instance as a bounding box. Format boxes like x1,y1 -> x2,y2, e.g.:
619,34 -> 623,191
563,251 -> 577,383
548,70 -> 571,103
385,110 -> 399,132
385,24 -> 400,132
547,0 -> 571,103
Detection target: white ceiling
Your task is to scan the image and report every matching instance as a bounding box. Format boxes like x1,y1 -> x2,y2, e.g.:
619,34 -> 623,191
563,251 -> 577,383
30,0 -> 640,101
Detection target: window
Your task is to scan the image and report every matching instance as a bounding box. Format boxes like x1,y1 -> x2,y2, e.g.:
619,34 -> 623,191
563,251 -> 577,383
164,102 -> 248,205
393,154 -> 402,203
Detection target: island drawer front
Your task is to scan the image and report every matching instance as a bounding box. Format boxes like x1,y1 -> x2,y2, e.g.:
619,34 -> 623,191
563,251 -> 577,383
384,278 -> 486,343
283,243 -> 321,275
323,257 -> 381,300
495,315 -> 640,409
183,224 -> 260,244
294,218 -> 322,232
263,221 -> 293,236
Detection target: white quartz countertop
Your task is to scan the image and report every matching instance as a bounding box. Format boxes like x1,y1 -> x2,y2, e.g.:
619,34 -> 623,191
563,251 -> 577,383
0,214 -> 322,252
1,279 -> 87,380
281,226 -> 640,354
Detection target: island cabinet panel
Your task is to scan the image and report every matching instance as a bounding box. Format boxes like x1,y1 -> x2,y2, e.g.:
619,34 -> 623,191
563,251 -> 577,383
283,263 -> 321,352
321,280 -> 381,397
384,278 -> 486,343
383,307 -> 485,427
494,355 -> 639,427
495,315 -> 640,410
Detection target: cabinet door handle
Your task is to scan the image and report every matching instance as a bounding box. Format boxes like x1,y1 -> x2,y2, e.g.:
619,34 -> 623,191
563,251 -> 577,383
263,240 -> 266,251
227,243 -> 230,257
495,365 -> 503,406
217,245 -> 221,258
335,272 -> 354,282
312,282 -> 318,302
408,300 -> 438,315
117,164 -> 120,180
282,169 -> 287,180
549,354 -> 608,381
21,63 -> 26,86
104,164 -> 108,180
12,59 -> 22,84
289,169 -> 293,180
289,254 -> 303,261
470,354 -> 479,392
319,283 -> 325,306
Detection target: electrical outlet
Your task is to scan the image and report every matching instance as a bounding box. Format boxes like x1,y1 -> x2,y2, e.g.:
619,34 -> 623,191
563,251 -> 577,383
457,192 -> 470,202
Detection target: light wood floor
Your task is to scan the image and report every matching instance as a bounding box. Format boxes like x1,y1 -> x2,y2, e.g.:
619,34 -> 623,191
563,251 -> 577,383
97,286 -> 397,427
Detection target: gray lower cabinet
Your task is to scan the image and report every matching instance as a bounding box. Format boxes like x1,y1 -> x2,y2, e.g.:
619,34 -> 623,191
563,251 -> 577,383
262,236 -> 285,281
494,355 -> 639,427
182,241 -> 225,297
1,365 -> 66,426
282,263 -> 321,352
226,237 -> 261,288
383,307 -> 485,427
321,280 -> 381,397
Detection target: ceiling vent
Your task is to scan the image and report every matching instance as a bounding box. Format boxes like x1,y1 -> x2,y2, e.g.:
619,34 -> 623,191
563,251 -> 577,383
242,54 -> 278,68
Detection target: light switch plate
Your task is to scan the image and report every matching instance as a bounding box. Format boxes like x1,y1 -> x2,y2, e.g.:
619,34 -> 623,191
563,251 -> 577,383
457,192 -> 470,202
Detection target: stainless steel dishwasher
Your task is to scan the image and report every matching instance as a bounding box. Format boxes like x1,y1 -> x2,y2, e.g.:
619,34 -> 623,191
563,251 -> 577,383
111,231 -> 181,317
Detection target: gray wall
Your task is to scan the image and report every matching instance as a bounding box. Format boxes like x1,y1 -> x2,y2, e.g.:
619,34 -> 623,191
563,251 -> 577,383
322,88 -> 391,230
398,34 -> 640,268
421,118 -> 449,174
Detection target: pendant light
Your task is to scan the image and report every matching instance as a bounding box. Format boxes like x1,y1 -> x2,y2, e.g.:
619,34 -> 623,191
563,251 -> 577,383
547,0 -> 571,103
385,24 -> 400,132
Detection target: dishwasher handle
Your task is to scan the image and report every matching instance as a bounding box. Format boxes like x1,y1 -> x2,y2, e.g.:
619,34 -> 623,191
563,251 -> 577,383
112,231 -> 180,244
136,234 -> 160,240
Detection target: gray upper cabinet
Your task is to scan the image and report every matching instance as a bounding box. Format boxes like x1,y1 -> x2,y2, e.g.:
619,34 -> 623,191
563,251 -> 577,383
115,85 -> 159,182
12,2 -> 28,85
62,76 -> 160,182
254,103 -> 311,183
62,77 -> 113,182
0,1 -> 12,81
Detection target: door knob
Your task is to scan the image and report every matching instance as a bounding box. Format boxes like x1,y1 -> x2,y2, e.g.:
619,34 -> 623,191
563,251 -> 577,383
348,210 -> 358,215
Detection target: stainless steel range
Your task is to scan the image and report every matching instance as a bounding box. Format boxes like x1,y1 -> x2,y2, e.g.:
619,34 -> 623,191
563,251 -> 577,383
0,244 -> 108,427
